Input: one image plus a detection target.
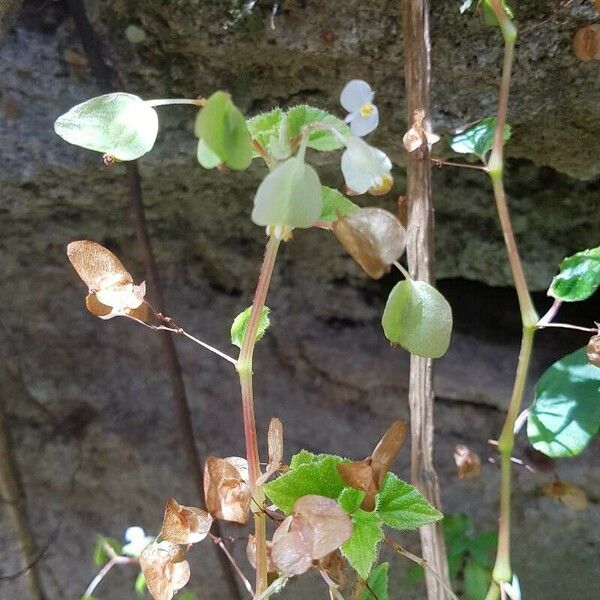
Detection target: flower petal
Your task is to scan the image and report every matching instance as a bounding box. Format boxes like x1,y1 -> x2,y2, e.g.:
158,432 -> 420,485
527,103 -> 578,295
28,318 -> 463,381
340,80 -> 374,113
349,106 -> 379,137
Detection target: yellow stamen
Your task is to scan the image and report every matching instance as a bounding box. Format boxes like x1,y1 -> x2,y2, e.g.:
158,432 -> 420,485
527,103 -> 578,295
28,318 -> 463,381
369,173 -> 393,196
359,103 -> 374,117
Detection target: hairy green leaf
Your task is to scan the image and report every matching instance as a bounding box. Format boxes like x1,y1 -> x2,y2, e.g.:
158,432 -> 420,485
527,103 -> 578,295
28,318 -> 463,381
362,563 -> 389,600
289,450 -> 317,469
247,108 -> 284,154
264,455 -> 346,514
320,186 -> 360,222
376,473 -> 443,530
338,487 -> 366,513
286,105 -> 349,151
382,279 -> 453,359
449,117 -> 511,159
231,306 -> 270,348
195,91 -> 252,170
527,347 -> 600,457
54,93 -> 159,160
341,508 -> 384,579
549,246 -> 600,302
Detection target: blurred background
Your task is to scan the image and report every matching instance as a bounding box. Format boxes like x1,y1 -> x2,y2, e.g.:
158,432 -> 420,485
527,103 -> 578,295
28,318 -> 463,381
0,1 -> 598,598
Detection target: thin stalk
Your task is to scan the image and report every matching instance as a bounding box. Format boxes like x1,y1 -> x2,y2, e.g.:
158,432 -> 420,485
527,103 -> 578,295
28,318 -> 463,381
486,1 -> 538,593
146,98 -> 204,107
236,234 -> 281,596
535,322 -> 597,333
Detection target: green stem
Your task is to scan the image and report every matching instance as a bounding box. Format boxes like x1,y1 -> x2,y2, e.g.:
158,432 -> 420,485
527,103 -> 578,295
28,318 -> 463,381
486,2 -> 538,593
236,234 -> 281,596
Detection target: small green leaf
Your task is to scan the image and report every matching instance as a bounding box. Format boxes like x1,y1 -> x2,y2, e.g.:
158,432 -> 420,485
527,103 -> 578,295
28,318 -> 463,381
464,560 -> 491,600
449,117 -> 511,159
196,138 -> 223,169
178,593 -> 201,600
134,572 -> 146,597
247,108 -> 284,156
382,279 -> 453,359
527,347 -> 600,457
482,0 -> 514,26
376,473 -> 443,530
195,91 -> 252,170
341,508 -> 384,579
251,156 -> 323,229
93,536 -> 122,566
338,487 -> 365,513
549,246 -> 600,302
362,562 -> 389,600
264,455 -> 346,514
286,105 -> 349,151
54,93 -> 159,160
289,449 -> 317,469
230,306 -> 271,349
319,186 -> 360,222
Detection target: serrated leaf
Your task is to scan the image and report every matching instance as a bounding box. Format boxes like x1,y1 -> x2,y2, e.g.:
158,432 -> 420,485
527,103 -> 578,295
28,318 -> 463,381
196,138 -> 222,169
464,560 -> 491,600
264,455 -> 346,514
320,186 -> 360,222
54,93 -> 159,161
549,246 -> 600,302
338,487 -> 365,513
195,91 -> 252,170
340,508 -> 384,579
527,347 -> 600,457
449,117 -> 511,159
247,108 -> 284,151
134,572 -> 147,597
375,473 -> 443,530
231,305 -> 270,349
286,105 -> 349,151
362,562 -> 389,600
382,279 -> 453,359
251,156 -> 323,228
289,450 -> 317,469
93,536 -> 122,566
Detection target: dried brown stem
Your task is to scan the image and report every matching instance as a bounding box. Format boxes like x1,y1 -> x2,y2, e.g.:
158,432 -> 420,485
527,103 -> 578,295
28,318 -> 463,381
401,2 -> 451,598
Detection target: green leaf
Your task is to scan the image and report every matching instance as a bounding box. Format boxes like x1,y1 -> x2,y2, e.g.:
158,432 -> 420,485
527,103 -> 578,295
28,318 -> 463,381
93,535 -> 122,566
264,455 -> 346,514
381,279 -> 453,359
449,117 -> 511,159
196,138 -> 223,169
54,93 -> 159,160
286,105 -> 349,151
341,508 -> 384,579
289,449 -> 317,469
230,306 -> 271,349
251,156 -> 323,229
376,473 -> 443,530
338,487 -> 366,513
362,563 -> 389,600
319,186 -> 360,222
246,108 -> 284,157
464,560 -> 491,600
134,572 -> 146,597
549,246 -> 600,302
468,531 -> 498,565
482,0 -> 514,26
527,347 -> 600,457
194,91 -> 252,170
443,513 -> 471,544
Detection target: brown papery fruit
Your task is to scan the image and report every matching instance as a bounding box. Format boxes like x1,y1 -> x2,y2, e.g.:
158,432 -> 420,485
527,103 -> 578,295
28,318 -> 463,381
572,24 -> 600,61
204,457 -> 251,524
160,498 -> 213,545
333,208 -> 406,279
543,480 -> 588,511
453,444 -> 481,480
246,534 -> 277,573
586,333 -> 600,366
139,541 -> 191,600
258,417 -> 284,485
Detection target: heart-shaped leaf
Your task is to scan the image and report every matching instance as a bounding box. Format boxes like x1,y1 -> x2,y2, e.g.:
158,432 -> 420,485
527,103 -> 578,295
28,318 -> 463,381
549,246 -> 600,302
449,117 -> 511,159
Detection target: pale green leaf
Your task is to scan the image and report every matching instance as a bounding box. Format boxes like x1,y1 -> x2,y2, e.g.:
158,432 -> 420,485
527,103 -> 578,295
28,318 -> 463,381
263,455 -> 346,514
449,117 -> 511,159
286,105 -> 349,151
376,473 -> 443,530
549,246 -> 600,302
527,347 -> 600,457
482,0 -> 514,26
320,186 -> 360,222
195,91 -> 252,170
196,138 -> 223,169
362,563 -> 389,600
341,508 -> 384,579
338,487 -> 365,513
230,306 -> 270,349
381,279 -> 453,359
54,93 -> 158,160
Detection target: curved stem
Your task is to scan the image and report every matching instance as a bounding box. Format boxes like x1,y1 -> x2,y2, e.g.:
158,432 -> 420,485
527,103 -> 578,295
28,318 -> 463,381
146,98 -> 205,107
236,234 -> 281,596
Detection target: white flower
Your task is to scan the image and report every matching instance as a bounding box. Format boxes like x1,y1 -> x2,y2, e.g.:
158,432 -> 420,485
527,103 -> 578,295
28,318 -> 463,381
341,136 -> 393,195
503,574 -> 522,600
122,526 -> 154,558
340,80 -> 379,137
